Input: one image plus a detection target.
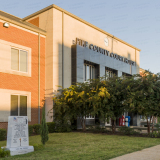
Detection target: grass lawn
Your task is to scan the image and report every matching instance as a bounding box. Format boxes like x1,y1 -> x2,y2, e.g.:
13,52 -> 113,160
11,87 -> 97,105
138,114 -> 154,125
0,132 -> 160,160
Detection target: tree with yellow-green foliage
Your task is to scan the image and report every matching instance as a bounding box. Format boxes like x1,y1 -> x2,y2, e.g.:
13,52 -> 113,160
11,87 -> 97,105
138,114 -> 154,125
53,79 -> 110,131
52,72 -> 160,134
53,76 -> 127,132
52,76 -> 133,133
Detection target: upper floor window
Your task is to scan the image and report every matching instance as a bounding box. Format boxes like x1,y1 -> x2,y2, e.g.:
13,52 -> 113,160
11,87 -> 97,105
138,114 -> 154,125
11,48 -> 28,72
84,64 -> 95,81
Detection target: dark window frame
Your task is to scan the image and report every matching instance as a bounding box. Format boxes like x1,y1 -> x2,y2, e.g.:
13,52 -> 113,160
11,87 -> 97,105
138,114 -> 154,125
105,67 -> 118,78
11,95 -> 27,116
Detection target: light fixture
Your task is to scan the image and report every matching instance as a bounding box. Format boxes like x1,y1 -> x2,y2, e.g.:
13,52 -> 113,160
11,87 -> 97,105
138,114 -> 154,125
3,22 -> 10,28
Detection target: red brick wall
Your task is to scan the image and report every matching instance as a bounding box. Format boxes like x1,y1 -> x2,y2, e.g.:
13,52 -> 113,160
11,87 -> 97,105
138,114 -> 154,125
0,22 -> 45,129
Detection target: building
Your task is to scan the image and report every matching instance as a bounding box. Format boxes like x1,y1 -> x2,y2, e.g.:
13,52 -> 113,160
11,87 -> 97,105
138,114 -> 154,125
23,4 -> 141,126
0,4 -> 141,128
0,10 -> 46,129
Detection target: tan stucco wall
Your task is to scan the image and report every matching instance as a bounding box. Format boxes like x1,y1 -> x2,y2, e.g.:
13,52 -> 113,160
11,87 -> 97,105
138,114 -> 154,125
63,11 -> 139,85
39,9 -> 54,122
52,8 -> 62,90
0,89 -> 31,122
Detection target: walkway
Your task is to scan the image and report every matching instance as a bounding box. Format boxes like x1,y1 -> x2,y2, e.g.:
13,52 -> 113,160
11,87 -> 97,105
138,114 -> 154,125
110,145 -> 160,160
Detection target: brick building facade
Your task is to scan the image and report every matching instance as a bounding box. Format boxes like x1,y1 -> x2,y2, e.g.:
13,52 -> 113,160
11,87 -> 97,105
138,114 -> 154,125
0,11 -> 46,129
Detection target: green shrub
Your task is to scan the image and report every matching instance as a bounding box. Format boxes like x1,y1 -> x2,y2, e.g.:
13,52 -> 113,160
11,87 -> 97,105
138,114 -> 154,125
150,123 -> 160,138
150,131 -> 159,138
87,125 -> 95,131
47,122 -> 55,133
96,125 -> 107,132
118,126 -> 140,135
33,144 -> 44,151
33,124 -> 41,135
55,123 -> 72,132
155,123 -> 160,132
28,125 -> 33,136
71,124 -> 77,130
0,129 -> 7,141
87,125 -> 108,133
0,147 -> 10,158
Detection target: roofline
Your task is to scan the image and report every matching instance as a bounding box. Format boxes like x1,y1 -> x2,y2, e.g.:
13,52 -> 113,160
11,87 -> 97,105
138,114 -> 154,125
0,14 -> 46,36
23,4 -> 141,51
0,10 -> 23,20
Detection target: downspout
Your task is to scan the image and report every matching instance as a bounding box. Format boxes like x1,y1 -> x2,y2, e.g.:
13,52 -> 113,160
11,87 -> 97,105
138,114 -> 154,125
112,35 -> 114,53
135,49 -> 136,66
38,33 -> 40,124
62,12 -> 64,89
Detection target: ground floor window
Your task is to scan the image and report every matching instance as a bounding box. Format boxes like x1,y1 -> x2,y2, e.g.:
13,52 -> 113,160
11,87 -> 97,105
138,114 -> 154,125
86,114 -> 95,119
105,117 -> 111,125
11,95 -> 27,116
105,67 -> 117,79
84,63 -> 95,81
106,70 -> 113,78
122,72 -> 132,77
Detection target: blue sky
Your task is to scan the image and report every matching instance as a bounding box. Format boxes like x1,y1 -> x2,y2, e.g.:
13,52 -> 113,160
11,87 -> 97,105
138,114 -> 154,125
1,0 -> 160,73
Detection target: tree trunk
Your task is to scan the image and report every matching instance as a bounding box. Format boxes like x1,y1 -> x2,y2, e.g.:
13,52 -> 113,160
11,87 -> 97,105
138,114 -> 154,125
152,116 -> 155,133
149,116 -> 151,134
80,118 -> 83,131
83,118 -> 86,132
113,119 -> 116,133
111,119 -> 113,133
147,116 -> 151,135
147,118 -> 149,135
111,119 -> 115,133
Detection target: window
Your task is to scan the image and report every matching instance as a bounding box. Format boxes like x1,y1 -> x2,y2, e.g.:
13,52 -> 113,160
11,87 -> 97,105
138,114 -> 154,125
122,72 -> 132,77
86,114 -> 95,119
11,95 -> 27,116
106,70 -> 113,78
11,48 -> 28,72
84,64 -> 95,81
105,68 -> 117,79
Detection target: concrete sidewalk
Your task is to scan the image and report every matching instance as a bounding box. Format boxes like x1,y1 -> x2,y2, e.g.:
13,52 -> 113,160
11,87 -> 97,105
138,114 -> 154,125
110,145 -> 160,160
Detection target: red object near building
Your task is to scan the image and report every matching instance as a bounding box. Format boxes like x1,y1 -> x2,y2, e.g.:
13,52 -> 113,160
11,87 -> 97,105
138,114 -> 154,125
119,118 -> 122,126
122,115 -> 125,126
119,116 -> 125,126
